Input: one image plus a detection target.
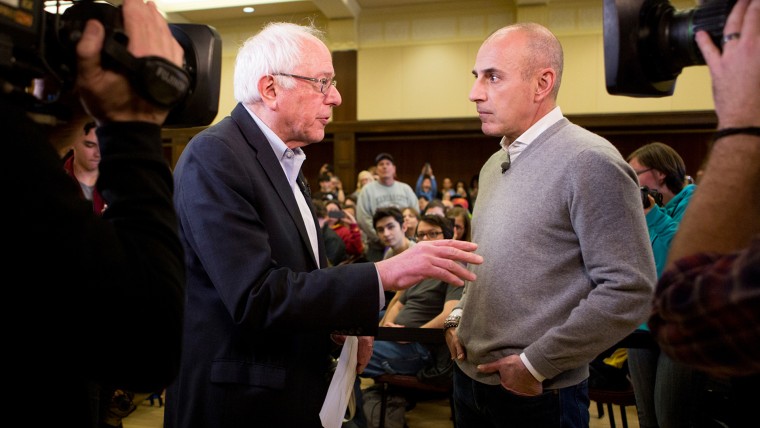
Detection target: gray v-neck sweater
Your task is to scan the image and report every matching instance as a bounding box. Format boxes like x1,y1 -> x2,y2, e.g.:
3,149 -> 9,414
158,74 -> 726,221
457,118 -> 656,389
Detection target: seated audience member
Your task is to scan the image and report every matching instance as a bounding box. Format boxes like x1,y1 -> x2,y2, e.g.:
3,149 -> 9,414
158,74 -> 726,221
374,207 -> 416,310
468,174 -> 479,208
438,177 -> 455,201
64,121 -> 107,214
415,162 -> 438,202
418,195 -> 430,213
343,199 -> 358,219
342,196 -> 364,251
319,162 -> 334,177
364,214 -> 460,378
451,197 -> 469,213
650,0 -> 760,420
446,206 -> 471,242
454,180 -> 471,206
402,206 -> 421,243
314,173 -> 344,203
422,198 -> 447,217
344,194 -> 358,210
351,169 -> 375,199
331,175 -> 346,202
324,199 -> 364,260
374,207 -> 415,261
313,200 -> 347,266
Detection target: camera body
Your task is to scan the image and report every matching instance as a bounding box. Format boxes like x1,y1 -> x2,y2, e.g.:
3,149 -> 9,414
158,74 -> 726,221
328,210 -> 345,219
0,0 -> 221,128
641,186 -> 664,209
604,0 -> 735,97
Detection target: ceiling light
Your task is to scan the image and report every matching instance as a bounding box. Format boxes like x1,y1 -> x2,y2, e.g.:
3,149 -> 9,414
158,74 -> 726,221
243,6 -> 255,13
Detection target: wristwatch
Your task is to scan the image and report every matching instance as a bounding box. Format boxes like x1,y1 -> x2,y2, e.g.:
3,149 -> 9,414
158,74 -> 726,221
443,314 -> 461,331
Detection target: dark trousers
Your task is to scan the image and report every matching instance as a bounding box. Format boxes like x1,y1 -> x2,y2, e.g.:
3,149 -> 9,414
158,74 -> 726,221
452,364 -> 590,428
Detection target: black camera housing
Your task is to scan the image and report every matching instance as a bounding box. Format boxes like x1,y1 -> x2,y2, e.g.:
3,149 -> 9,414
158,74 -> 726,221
0,0 -> 221,128
641,186 -> 664,209
604,0 -> 735,97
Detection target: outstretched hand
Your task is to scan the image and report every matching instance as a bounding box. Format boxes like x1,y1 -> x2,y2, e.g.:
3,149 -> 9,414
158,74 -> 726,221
76,0 -> 184,125
375,239 -> 482,291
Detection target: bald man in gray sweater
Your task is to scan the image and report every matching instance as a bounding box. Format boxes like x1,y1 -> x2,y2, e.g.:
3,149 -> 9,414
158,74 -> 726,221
444,23 -> 656,428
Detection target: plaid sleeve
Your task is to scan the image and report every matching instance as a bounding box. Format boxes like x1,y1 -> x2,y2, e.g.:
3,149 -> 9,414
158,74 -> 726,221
650,235 -> 760,378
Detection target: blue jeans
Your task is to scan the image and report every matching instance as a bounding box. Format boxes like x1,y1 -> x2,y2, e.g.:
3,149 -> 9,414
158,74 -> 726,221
360,341 -> 431,378
453,364 -> 590,428
628,346 -> 707,428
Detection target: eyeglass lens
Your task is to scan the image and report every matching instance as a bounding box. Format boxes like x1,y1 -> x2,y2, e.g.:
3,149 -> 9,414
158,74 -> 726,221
417,230 -> 442,240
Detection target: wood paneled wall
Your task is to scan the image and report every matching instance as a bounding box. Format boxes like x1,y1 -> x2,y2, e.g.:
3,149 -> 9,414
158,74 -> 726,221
162,110 -> 717,195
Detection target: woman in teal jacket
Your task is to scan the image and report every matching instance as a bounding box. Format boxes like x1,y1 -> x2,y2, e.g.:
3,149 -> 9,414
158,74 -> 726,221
627,142 -> 703,428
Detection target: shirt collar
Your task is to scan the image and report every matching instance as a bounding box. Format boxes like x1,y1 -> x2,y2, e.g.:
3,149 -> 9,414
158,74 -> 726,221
500,106 -> 563,160
244,105 -> 306,184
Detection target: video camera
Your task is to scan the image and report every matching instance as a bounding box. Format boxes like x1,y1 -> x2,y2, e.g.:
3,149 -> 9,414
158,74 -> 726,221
604,0 -> 735,97
0,0 -> 221,128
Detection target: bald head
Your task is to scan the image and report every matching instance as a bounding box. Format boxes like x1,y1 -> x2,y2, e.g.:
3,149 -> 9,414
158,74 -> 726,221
487,23 -> 564,99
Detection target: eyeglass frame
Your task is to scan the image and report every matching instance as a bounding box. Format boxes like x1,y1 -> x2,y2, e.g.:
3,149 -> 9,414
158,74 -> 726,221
416,230 -> 443,240
634,167 -> 653,175
272,73 -> 337,94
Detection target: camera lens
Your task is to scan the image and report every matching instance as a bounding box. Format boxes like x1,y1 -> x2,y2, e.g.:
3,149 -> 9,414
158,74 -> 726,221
604,0 -> 735,97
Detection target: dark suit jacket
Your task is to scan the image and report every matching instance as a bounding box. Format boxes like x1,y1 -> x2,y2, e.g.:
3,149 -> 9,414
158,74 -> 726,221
165,103 -> 380,428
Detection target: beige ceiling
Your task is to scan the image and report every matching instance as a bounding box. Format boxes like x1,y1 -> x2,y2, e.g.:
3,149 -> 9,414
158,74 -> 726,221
157,0 -> 509,23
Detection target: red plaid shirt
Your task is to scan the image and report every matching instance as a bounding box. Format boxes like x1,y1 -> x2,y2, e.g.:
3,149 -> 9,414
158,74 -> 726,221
650,234 -> 760,377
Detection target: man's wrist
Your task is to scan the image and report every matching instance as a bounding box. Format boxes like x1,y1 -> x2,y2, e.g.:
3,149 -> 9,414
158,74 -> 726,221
712,126 -> 760,142
443,308 -> 463,330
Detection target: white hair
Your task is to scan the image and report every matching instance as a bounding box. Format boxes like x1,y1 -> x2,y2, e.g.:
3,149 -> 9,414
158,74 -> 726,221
233,22 -> 325,104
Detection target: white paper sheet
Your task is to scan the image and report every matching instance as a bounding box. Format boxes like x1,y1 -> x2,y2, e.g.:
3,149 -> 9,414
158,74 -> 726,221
320,335 -> 358,428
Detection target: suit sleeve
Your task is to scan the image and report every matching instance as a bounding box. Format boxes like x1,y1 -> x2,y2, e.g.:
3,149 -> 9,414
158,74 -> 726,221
174,132 -> 380,334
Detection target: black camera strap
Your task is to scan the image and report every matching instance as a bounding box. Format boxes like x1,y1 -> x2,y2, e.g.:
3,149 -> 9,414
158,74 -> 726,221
100,32 -> 190,109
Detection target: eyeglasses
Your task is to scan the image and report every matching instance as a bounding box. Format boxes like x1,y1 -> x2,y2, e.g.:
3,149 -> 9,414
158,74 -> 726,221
273,73 -> 337,94
416,230 -> 443,240
635,168 -> 653,175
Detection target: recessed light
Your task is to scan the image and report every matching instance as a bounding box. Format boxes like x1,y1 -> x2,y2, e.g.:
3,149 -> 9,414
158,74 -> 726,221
243,6 -> 254,13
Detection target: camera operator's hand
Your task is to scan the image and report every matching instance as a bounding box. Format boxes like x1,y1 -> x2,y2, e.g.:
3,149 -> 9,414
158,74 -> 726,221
696,0 -> 760,129
76,0 -> 184,125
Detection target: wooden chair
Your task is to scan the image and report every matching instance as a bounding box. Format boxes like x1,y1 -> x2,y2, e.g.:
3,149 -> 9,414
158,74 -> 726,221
373,327 -> 456,428
587,332 -> 656,428
588,380 -> 637,428
373,373 -> 454,428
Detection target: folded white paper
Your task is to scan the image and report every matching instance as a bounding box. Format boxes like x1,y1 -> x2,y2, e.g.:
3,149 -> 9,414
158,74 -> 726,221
320,336 -> 358,428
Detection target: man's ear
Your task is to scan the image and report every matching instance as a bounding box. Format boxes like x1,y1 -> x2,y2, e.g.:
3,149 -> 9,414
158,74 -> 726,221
534,68 -> 556,101
259,75 -> 278,107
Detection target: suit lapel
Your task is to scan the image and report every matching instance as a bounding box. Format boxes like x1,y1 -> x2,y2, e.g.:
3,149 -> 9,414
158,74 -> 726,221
230,104 -> 321,268
298,171 -> 328,268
